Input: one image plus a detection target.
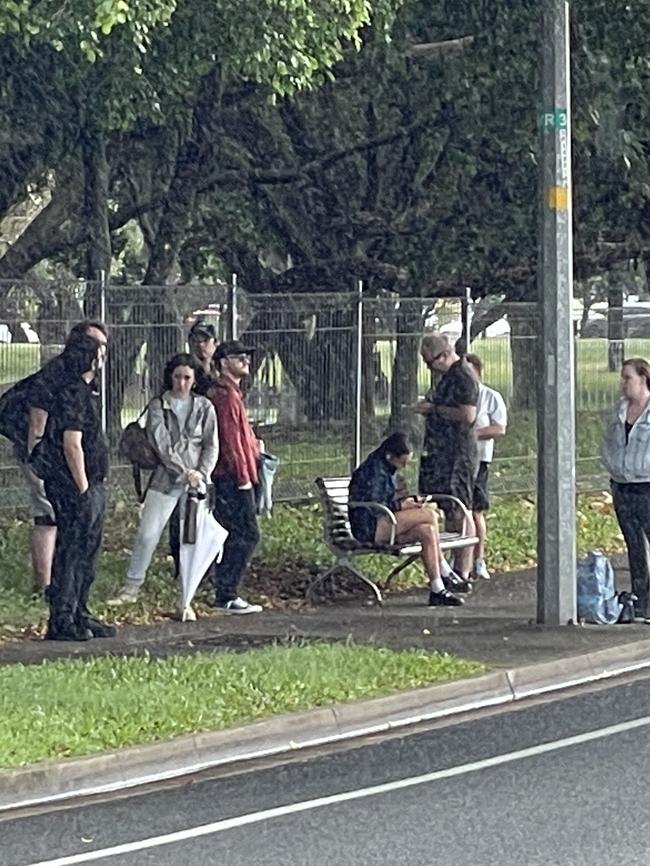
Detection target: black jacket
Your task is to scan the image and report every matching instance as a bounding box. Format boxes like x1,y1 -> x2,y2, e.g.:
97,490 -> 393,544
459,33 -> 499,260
348,449 -> 398,543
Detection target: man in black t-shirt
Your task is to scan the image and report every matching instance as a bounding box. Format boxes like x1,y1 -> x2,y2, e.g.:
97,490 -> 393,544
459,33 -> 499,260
33,334 -> 113,641
417,333 -> 479,582
19,321 -> 108,593
188,321 -> 219,396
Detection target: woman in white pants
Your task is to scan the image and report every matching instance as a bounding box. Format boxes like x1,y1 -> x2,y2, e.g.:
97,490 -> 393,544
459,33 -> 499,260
108,353 -> 218,619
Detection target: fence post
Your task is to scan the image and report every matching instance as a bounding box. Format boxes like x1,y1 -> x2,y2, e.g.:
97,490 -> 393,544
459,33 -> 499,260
99,269 -> 108,435
464,285 -> 472,350
229,273 -> 238,340
353,279 -> 364,469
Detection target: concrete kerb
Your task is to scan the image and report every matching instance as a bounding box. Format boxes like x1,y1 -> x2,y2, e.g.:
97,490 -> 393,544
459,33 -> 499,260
2,638 -> 650,815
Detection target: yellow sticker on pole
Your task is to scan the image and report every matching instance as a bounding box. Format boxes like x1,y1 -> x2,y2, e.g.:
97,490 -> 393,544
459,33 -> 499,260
548,186 -> 569,210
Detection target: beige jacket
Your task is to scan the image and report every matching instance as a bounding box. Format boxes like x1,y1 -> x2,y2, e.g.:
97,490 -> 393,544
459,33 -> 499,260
146,392 -> 218,494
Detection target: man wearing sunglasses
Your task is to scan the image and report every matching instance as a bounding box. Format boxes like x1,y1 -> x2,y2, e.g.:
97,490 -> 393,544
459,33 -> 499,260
187,321 -> 219,396
416,332 -> 479,585
207,340 -> 263,614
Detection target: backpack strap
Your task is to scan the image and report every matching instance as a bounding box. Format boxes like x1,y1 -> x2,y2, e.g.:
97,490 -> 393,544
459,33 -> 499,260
134,396 -> 168,503
133,465 -> 144,502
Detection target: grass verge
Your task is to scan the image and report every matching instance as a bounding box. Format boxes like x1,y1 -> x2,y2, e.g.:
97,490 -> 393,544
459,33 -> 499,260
0,643 -> 486,769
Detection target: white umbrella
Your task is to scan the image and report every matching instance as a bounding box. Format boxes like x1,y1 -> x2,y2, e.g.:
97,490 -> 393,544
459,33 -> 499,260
179,496 -> 228,613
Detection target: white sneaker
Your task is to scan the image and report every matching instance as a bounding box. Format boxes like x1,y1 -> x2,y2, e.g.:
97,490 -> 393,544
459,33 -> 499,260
473,559 -> 491,580
106,585 -> 140,606
219,597 -> 263,615
177,604 -> 197,622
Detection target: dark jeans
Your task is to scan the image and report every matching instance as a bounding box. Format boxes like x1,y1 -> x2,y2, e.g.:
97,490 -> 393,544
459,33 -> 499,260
612,481 -> 650,617
212,476 -> 260,602
45,481 -> 106,629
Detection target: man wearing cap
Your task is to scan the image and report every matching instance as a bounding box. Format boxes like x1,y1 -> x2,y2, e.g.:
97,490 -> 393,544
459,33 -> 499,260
188,321 -> 219,395
207,340 -> 263,614
416,333 -> 479,585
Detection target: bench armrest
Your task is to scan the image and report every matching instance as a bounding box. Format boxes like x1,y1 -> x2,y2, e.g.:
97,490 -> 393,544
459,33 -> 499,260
422,494 -> 473,534
348,501 -> 397,546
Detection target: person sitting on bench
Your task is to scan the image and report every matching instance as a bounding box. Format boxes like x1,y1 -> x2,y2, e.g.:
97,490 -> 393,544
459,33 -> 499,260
348,433 -> 463,607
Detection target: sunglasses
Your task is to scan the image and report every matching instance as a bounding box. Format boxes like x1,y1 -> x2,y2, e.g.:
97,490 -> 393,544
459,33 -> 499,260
227,353 -> 251,363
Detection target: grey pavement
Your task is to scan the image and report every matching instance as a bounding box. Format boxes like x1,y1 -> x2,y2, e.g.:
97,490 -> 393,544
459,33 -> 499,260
0,556 -> 648,669
3,669 -> 650,866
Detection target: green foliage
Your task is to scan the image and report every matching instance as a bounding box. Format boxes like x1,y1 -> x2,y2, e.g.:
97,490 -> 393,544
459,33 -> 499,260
0,644 -> 485,767
0,0 -> 176,58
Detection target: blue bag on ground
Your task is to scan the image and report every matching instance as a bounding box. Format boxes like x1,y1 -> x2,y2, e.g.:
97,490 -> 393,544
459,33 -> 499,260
576,550 -> 622,624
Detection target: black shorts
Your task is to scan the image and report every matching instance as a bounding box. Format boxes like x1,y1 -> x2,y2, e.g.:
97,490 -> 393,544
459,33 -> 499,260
473,461 -> 490,512
418,456 -> 474,524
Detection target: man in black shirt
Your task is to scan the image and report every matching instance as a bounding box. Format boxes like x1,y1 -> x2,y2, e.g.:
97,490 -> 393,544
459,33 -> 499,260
417,333 -> 479,582
188,321 -> 218,396
20,321 -> 108,592
33,334 -> 113,641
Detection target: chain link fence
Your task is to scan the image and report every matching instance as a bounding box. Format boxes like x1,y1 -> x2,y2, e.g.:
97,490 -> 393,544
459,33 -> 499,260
0,277 -> 638,509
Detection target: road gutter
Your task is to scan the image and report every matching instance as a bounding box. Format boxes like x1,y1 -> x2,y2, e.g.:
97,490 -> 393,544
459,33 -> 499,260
2,637 -> 650,815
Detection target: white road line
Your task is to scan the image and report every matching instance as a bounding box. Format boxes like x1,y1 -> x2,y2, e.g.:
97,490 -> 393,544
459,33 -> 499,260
21,714 -> 650,866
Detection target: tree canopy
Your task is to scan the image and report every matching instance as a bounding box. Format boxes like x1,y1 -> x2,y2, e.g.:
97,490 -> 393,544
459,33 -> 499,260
2,0 -> 650,299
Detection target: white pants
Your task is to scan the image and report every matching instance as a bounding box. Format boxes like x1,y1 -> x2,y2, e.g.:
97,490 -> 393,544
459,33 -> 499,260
126,488 -> 184,587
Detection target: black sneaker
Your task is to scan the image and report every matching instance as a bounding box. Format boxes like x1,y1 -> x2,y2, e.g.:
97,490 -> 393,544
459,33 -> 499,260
45,622 -> 94,641
81,617 -> 117,638
428,589 -> 464,607
442,573 -> 472,594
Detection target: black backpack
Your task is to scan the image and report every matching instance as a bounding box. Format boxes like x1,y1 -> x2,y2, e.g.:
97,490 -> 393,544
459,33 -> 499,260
0,374 -> 37,459
118,399 -> 163,501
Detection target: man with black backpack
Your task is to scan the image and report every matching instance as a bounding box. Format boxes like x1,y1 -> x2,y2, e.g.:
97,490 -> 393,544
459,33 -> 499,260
0,320 -> 108,593
30,333 -> 112,640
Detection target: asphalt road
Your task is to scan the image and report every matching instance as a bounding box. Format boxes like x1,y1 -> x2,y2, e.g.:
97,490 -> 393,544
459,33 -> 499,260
4,674 -> 650,866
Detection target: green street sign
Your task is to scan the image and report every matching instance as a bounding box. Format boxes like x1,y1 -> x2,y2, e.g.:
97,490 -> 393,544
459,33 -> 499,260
541,110 -> 568,130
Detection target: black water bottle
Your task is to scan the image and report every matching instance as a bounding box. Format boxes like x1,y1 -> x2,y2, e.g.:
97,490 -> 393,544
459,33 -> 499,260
183,489 -> 200,545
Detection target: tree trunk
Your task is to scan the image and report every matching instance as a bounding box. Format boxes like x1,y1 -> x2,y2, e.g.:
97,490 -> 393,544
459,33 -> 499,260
141,68 -> 222,393
509,308 -> 537,410
0,165 -> 82,287
81,123 -> 111,316
607,283 -> 624,372
301,315 -> 355,425
388,308 -> 425,439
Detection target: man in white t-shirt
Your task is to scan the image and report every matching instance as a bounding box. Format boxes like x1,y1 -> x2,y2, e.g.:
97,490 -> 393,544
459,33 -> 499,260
466,354 -> 507,580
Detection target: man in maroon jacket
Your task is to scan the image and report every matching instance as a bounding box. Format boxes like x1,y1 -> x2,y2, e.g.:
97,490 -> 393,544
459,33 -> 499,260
208,340 -> 263,614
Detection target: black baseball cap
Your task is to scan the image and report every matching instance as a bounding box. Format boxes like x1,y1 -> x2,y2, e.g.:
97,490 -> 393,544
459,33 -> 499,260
214,340 -> 256,362
188,321 -> 217,341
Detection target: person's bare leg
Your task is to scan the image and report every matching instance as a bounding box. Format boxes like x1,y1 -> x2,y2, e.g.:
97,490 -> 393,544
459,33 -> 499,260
414,525 -> 444,587
31,525 -> 56,590
449,512 -> 475,578
376,511 -> 444,590
472,510 -> 491,579
473,510 -> 486,560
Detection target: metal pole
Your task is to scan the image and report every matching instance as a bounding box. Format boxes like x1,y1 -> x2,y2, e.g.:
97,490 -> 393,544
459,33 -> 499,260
464,285 -> 472,352
230,273 -> 238,340
537,0 -> 576,625
99,269 -> 108,436
354,280 -> 364,469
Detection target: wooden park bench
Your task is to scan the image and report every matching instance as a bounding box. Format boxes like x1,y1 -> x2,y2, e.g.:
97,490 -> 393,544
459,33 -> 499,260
307,476 -> 479,605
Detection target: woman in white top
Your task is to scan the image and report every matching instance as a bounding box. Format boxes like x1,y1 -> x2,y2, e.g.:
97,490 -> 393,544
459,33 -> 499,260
108,353 -> 218,619
602,357 -> 650,623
